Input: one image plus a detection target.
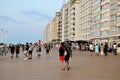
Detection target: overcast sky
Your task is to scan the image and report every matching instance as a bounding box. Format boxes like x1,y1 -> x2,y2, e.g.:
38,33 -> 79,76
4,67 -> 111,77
0,0 -> 63,44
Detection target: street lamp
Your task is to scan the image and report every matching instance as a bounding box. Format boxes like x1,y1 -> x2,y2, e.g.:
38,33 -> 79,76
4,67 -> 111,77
0,29 -> 4,43
0,29 -> 8,44
5,30 -> 8,44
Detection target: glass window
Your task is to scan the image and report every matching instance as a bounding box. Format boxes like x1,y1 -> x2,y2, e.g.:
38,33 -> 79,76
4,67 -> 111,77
92,15 -> 100,21
117,16 -> 120,22
92,7 -> 100,14
117,5 -> 120,11
110,3 -> 116,10
110,25 -> 116,31
101,30 -> 108,36
111,15 -> 116,21
118,26 -> 120,33
92,0 -> 101,7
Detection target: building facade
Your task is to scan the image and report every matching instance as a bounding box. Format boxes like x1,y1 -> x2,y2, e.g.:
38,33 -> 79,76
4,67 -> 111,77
51,12 -> 60,43
44,23 -> 52,43
59,2 -> 70,42
70,0 -> 80,41
79,0 -> 92,42
44,0 -> 120,52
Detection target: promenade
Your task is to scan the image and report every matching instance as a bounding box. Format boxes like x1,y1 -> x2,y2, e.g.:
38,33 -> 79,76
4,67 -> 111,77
0,48 -> 120,80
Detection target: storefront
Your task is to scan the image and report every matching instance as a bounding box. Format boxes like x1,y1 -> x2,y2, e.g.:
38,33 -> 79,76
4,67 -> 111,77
109,36 -> 120,53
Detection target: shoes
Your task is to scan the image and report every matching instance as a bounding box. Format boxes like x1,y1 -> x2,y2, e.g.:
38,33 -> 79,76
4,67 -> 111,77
28,58 -> 32,60
24,57 -> 28,60
11,56 -> 14,58
67,66 -> 70,70
65,66 -> 70,70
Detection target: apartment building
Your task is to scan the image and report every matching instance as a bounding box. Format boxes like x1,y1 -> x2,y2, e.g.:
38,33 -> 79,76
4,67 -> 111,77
79,0 -> 92,42
44,0 -> 120,51
70,0 -> 80,41
91,0 -> 111,44
59,2 -> 70,42
44,23 -> 52,43
51,12 -> 60,43
109,0 -> 120,45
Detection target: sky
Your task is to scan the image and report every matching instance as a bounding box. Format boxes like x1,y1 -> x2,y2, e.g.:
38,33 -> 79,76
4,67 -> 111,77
0,0 -> 63,44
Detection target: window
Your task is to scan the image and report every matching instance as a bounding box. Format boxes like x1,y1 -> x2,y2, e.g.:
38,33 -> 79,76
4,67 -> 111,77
101,22 -> 106,27
92,31 -> 100,37
92,23 -> 101,29
101,30 -> 108,36
101,13 -> 106,19
117,5 -> 120,11
92,0 -> 101,7
92,15 -> 100,21
118,26 -> 120,33
111,15 -> 116,21
110,25 -> 116,31
110,3 -> 116,10
92,7 -> 100,14
117,16 -> 120,22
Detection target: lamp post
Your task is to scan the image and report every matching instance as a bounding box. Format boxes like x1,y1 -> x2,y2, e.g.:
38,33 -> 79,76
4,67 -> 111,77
0,29 -> 8,44
0,29 -> 4,43
5,30 -> 8,44
0,29 -> 1,43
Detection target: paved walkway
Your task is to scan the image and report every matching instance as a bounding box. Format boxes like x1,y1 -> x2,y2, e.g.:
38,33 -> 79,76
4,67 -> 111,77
0,48 -> 120,80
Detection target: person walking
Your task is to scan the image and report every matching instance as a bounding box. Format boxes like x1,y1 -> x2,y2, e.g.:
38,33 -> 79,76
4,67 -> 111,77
9,44 -> 15,58
59,42 -> 66,70
89,43 -> 94,56
24,42 -> 29,60
95,44 -> 99,56
64,42 -> 72,70
36,44 -> 41,57
104,42 -> 108,56
28,43 -> 34,59
100,44 -> 104,55
113,43 -> 117,55
15,44 -> 20,58
45,44 -> 50,55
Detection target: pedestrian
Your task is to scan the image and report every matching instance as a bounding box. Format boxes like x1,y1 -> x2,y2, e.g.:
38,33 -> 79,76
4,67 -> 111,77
28,43 -> 34,59
100,44 -> 104,55
15,44 -> 20,58
64,42 -> 72,70
113,43 -> 117,55
45,44 -> 50,55
95,44 -> 99,56
59,42 -> 66,70
89,43 -> 94,56
36,44 -> 41,57
24,42 -> 29,60
104,42 -> 108,56
9,44 -> 15,58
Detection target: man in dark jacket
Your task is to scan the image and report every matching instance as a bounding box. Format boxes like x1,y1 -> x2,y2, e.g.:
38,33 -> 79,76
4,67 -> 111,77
64,41 -> 72,70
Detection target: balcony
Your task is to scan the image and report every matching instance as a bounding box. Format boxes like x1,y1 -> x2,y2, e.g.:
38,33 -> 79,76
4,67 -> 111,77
117,11 -> 120,16
101,0 -> 110,6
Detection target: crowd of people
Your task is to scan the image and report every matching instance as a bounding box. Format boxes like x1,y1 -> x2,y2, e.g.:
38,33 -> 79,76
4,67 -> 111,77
89,42 -> 118,56
0,41 -> 119,71
0,43 -> 42,60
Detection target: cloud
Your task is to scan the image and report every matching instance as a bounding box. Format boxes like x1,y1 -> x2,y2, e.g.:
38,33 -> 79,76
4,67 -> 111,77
21,10 -> 52,20
0,16 -> 24,24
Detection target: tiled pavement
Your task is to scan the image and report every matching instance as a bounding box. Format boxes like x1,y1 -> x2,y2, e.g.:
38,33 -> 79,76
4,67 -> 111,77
0,48 -> 120,80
